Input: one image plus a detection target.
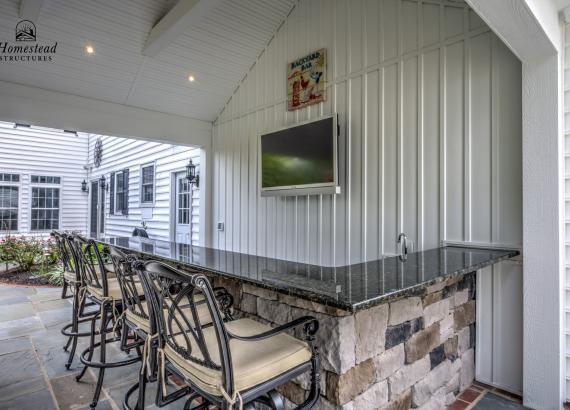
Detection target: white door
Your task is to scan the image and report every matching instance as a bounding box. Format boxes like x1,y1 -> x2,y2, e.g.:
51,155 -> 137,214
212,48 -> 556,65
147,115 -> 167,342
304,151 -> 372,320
175,173 -> 191,243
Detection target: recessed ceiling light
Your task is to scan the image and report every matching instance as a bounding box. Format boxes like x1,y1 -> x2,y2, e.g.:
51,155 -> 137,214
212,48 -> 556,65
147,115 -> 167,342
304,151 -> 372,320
188,75 -> 195,82
85,45 -> 94,54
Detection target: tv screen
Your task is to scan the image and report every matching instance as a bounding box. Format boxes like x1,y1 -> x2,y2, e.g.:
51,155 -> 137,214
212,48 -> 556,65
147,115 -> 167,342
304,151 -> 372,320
260,116 -> 338,195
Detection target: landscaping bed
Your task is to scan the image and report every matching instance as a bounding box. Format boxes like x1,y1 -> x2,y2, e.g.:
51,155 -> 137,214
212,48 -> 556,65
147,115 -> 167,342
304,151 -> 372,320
0,236 -> 63,288
0,267 -> 58,287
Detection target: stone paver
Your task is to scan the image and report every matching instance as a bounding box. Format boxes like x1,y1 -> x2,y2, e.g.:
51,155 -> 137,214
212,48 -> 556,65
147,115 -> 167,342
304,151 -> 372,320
0,284 -> 184,410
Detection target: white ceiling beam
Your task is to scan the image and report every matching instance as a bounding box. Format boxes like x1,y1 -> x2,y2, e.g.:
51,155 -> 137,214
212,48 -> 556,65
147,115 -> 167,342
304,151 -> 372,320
143,0 -> 224,57
19,0 -> 44,21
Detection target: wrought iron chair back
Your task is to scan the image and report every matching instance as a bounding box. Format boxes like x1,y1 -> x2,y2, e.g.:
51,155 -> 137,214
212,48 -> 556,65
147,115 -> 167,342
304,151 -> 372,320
63,234 -> 82,282
136,260 -> 234,391
109,246 -> 151,329
71,235 -> 109,296
52,231 -> 73,273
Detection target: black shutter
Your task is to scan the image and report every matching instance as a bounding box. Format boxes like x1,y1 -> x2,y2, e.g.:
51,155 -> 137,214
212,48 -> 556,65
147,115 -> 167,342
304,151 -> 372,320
123,168 -> 129,215
109,172 -> 115,215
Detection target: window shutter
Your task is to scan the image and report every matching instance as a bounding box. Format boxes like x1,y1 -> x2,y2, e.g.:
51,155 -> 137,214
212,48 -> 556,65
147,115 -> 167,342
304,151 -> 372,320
123,168 -> 129,215
109,172 -> 115,214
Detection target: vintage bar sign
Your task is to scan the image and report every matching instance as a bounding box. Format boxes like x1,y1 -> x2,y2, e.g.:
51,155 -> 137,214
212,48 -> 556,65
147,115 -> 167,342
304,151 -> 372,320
287,48 -> 326,111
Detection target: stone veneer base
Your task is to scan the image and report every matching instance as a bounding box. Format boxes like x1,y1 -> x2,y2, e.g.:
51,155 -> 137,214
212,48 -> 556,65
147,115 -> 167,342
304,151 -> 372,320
208,271 -> 477,410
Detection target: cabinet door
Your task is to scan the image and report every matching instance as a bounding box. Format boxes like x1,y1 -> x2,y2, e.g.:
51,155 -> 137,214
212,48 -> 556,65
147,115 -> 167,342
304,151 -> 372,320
476,259 -> 523,394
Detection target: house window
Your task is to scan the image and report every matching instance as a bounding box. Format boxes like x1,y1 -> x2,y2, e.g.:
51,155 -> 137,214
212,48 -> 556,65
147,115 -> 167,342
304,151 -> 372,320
0,173 -> 20,182
115,171 -> 125,214
140,164 -> 155,205
0,186 -> 19,231
31,187 -> 60,230
111,169 -> 129,215
31,175 -> 61,184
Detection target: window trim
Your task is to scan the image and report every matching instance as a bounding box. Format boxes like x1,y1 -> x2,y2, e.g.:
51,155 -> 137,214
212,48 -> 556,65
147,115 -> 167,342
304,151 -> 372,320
0,174 -> 21,232
0,173 -> 20,183
139,162 -> 156,207
29,176 -> 62,232
30,175 -> 62,184
114,171 -> 125,215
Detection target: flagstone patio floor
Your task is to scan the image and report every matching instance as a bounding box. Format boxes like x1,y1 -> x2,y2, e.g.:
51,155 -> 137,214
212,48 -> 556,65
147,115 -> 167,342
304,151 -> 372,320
0,283 -> 528,410
0,284 -> 178,410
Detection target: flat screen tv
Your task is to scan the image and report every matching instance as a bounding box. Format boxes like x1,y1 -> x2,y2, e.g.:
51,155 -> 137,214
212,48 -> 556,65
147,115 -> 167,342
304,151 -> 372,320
260,114 -> 340,196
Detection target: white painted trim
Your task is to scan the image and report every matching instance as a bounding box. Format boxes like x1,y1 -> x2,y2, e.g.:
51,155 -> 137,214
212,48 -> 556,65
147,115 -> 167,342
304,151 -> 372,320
28,181 -> 62,233
200,147 -> 210,247
19,0 -> 44,21
143,0 -> 224,57
139,161 -> 156,208
0,176 -> 22,234
0,80 -> 212,149
466,1 -> 563,408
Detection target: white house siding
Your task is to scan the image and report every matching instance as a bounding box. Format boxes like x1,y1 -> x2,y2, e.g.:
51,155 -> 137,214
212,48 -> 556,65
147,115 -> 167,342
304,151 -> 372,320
87,135 -> 200,244
0,121 -> 88,235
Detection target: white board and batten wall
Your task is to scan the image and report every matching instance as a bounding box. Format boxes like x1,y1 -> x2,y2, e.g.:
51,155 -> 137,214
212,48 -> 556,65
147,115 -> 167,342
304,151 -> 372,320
212,0 -> 523,394
87,135 -> 201,245
0,121 -> 89,235
563,19 -> 570,402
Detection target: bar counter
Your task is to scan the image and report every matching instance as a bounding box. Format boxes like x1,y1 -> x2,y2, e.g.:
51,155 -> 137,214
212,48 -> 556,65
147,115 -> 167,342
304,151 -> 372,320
96,236 -> 518,409
98,236 -> 517,312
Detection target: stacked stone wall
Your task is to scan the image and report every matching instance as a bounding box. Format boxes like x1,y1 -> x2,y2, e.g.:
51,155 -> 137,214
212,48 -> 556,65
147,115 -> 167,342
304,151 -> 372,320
210,272 -> 477,409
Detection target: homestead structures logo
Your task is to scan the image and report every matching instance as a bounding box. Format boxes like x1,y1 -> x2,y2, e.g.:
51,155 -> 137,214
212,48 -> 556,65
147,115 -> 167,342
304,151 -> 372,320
0,20 -> 57,62
16,20 -> 36,41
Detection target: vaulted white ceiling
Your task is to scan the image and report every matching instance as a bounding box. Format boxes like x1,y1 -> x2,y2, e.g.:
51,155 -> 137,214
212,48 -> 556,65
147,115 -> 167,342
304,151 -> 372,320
0,0 -> 295,121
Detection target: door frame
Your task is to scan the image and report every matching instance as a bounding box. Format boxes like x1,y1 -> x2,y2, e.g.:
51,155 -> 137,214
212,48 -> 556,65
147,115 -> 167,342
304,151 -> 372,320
169,168 -> 187,242
88,178 -> 105,238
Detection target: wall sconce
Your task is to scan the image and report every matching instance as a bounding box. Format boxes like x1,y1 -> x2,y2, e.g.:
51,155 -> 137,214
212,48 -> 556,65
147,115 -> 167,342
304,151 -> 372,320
99,175 -> 108,191
81,179 -> 88,192
185,159 -> 200,188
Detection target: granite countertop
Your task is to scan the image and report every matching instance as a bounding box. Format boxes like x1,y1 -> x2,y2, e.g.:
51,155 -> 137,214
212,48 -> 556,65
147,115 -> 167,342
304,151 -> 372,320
96,236 -> 519,312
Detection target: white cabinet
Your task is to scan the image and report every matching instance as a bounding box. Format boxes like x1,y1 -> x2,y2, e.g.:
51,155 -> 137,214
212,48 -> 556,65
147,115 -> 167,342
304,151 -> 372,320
476,259 -> 523,394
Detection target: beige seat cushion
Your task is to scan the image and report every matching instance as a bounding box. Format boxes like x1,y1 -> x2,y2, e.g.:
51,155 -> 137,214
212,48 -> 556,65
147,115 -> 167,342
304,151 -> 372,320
63,270 -> 77,283
94,263 -> 115,277
165,318 -> 312,396
126,298 -> 213,334
87,277 -> 143,300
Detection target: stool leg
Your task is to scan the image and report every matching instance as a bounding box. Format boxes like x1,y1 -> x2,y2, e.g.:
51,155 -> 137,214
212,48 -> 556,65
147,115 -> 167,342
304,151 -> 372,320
64,285 -> 80,369
90,301 -> 109,408
136,364 -> 147,409
76,310 -> 98,381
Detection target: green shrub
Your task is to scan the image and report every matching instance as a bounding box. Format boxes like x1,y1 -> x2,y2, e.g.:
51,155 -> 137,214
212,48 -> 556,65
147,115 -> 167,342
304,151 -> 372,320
0,236 -> 62,274
0,236 -> 45,272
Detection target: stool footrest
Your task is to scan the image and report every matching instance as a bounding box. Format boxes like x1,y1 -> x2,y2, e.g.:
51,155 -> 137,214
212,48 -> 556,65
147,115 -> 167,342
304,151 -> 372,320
79,339 -> 141,369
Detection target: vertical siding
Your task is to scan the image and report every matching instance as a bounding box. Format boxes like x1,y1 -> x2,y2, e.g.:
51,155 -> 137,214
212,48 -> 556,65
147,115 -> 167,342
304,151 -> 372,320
0,121 -> 88,235
212,0 -> 522,265
87,135 -> 201,244
564,21 -> 570,401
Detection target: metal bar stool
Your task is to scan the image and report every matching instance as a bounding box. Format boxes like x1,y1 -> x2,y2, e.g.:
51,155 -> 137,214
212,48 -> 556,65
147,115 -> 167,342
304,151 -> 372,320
59,233 -> 100,369
135,260 -> 321,410
73,236 -> 142,408
109,247 -> 235,410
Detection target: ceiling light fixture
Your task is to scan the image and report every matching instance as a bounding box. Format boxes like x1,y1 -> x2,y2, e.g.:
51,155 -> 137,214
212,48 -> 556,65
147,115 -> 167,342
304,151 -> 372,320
188,75 -> 195,82
85,45 -> 94,54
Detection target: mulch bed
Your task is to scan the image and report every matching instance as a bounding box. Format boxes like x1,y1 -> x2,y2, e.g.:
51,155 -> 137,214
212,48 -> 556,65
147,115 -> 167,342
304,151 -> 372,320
0,268 -> 59,287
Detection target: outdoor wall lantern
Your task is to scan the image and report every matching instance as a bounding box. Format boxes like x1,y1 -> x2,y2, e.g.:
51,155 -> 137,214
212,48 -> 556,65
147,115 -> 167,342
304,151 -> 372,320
99,175 -> 108,191
185,159 -> 200,188
81,179 -> 88,192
